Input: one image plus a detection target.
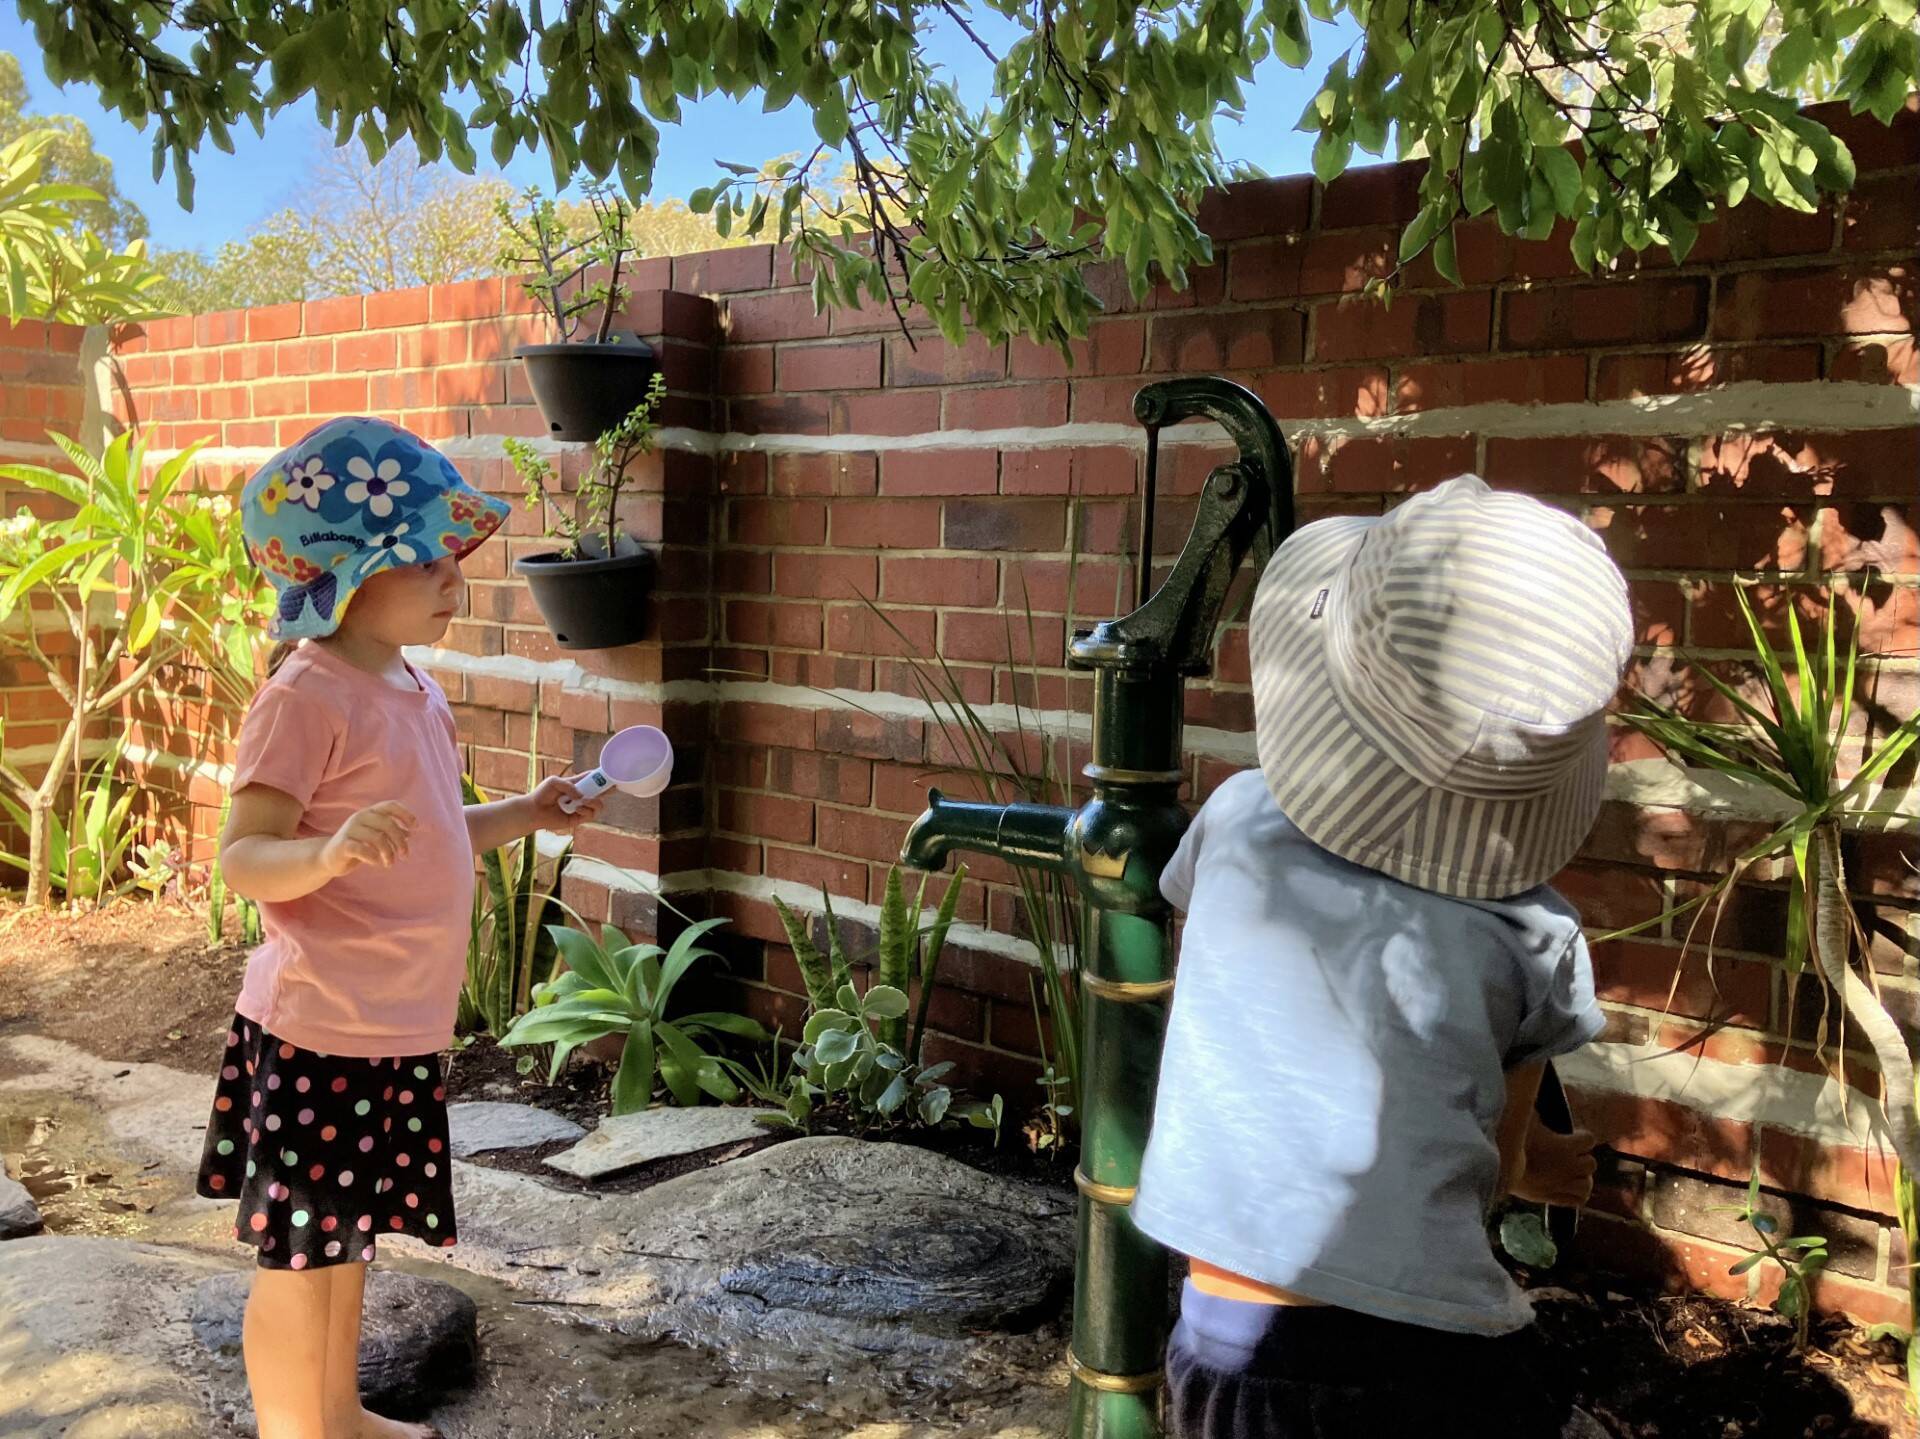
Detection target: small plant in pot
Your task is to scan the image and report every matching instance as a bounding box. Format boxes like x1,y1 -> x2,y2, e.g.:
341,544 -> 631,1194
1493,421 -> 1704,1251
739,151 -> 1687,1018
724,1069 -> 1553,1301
503,372 -> 665,650
500,184 -> 660,442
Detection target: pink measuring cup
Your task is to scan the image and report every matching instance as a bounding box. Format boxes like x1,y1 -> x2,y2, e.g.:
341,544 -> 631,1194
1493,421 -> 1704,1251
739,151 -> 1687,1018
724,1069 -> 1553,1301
559,725 -> 674,813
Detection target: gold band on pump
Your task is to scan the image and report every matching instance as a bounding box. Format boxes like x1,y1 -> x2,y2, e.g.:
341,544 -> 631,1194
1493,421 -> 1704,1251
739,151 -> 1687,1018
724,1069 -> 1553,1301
1080,973 -> 1175,1004
1068,1351 -> 1165,1395
1073,1169 -> 1137,1205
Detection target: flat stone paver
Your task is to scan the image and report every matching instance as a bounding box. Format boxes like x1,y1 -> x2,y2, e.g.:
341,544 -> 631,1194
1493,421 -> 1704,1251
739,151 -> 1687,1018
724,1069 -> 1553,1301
543,1105 -> 781,1179
446,1102 -> 586,1159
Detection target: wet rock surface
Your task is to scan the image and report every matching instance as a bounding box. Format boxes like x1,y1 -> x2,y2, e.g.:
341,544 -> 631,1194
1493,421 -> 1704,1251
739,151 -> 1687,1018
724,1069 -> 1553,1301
189,1268 -> 480,1416
0,1172 -> 41,1237
446,1100 -> 586,1158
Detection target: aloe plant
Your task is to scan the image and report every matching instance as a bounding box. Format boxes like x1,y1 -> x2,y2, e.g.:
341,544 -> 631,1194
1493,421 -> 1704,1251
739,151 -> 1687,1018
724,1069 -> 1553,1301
0,731 -> 135,902
498,918 -> 769,1115
1614,582 -> 1920,1173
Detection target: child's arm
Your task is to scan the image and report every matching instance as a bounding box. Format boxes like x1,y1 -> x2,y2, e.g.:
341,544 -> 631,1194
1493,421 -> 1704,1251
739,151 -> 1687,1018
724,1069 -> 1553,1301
464,775 -> 603,853
220,785 -> 417,903
1496,1060 -> 1599,1206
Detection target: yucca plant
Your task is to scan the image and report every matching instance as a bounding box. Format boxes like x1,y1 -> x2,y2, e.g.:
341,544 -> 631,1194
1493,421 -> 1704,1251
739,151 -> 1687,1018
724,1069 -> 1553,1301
1613,582 -> 1920,1171
499,917 -> 770,1116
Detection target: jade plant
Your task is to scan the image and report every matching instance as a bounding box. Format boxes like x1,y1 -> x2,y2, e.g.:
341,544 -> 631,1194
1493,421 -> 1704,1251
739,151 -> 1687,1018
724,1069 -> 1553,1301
501,373 -> 666,562
497,184 -> 639,344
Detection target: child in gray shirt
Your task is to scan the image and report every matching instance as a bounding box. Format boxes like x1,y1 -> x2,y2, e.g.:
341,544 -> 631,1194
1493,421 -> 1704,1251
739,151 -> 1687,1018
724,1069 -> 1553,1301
1135,476 -> 1631,1438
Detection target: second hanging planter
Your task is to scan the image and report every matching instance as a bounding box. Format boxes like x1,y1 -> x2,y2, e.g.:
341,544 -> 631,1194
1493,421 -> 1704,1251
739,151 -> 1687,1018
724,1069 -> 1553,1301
515,540 -> 656,651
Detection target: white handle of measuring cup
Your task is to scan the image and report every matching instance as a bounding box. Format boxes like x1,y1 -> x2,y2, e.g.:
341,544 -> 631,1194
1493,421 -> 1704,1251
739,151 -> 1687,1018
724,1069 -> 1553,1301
559,769 -> 614,815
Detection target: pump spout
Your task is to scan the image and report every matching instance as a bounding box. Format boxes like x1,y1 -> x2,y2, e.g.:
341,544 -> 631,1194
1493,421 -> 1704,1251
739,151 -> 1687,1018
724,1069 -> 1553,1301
901,788 -> 1074,874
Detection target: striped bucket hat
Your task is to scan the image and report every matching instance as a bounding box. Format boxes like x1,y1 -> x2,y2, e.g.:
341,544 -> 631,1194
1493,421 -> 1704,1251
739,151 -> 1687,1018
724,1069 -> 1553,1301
1249,475 -> 1633,900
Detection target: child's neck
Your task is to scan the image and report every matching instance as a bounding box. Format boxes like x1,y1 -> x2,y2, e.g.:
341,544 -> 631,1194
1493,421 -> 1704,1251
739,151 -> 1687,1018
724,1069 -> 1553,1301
314,631 -> 415,690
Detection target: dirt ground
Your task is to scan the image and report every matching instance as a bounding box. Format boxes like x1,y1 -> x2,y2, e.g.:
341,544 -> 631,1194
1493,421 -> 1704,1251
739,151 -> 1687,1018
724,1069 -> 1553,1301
2,897 -> 1915,1437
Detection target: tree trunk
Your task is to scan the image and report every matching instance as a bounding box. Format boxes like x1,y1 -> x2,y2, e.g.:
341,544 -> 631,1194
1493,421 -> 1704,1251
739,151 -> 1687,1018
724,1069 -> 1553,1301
24,793 -> 53,909
1814,824 -> 1920,1174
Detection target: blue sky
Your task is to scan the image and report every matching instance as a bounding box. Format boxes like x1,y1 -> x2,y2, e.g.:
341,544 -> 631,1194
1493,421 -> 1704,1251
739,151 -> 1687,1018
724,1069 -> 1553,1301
1,9 -> 1338,254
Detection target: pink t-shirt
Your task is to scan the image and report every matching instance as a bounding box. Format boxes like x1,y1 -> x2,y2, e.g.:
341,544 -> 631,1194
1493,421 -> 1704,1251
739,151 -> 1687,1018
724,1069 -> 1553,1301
230,641 -> 474,1058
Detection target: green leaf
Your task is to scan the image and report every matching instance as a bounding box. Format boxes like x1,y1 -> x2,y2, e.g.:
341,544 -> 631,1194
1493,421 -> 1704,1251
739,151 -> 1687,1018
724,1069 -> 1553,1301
814,1027 -> 860,1065
1312,129 -> 1353,185
1729,1253 -> 1764,1275
1537,146 -> 1582,216
1499,1210 -> 1559,1268
862,984 -> 910,1021
612,1020 -> 655,1115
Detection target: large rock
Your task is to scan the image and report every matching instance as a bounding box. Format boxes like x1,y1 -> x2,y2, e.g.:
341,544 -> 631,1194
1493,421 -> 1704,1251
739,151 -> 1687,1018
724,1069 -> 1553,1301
0,1173 -> 42,1238
190,1268 -> 478,1416
0,1235 -> 239,1438
544,1104 -> 780,1179
450,1136 -> 1075,1386
446,1100 -> 585,1158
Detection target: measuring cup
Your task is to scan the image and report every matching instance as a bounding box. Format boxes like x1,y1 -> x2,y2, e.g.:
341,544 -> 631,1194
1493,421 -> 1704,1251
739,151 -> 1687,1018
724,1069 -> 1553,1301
560,725 -> 674,813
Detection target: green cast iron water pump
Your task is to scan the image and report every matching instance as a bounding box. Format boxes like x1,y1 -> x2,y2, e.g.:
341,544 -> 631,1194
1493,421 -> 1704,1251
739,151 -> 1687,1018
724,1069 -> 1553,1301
902,376 -> 1295,1439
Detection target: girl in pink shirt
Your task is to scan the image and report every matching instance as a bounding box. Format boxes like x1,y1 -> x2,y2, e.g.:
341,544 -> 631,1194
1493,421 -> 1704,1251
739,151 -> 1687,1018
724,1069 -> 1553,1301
195,417 -> 607,1439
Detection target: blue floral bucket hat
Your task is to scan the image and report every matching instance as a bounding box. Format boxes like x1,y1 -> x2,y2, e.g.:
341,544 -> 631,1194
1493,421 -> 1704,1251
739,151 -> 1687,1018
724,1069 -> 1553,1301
242,417 -> 512,640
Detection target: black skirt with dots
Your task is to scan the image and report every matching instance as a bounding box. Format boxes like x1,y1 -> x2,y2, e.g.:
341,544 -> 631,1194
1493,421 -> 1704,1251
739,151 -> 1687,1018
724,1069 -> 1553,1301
196,1013 -> 458,1271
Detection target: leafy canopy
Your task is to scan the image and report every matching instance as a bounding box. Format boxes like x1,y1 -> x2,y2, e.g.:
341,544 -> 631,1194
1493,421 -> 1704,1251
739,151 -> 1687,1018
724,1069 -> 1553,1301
19,0 -> 1914,347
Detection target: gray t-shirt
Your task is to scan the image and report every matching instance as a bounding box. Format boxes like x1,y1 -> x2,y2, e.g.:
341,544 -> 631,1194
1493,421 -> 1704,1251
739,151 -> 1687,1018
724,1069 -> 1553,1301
1133,769 -> 1604,1335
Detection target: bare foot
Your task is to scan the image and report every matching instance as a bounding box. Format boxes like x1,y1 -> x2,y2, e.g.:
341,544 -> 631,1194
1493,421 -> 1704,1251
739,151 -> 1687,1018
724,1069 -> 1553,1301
349,1410 -> 438,1439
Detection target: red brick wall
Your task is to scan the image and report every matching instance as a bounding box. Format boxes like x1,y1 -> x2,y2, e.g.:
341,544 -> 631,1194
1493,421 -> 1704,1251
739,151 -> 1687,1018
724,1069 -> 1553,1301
85,97 -> 1920,1324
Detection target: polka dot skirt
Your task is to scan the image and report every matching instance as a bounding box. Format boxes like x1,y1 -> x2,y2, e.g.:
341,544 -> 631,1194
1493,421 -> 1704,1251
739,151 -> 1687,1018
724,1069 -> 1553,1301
196,1014 -> 457,1271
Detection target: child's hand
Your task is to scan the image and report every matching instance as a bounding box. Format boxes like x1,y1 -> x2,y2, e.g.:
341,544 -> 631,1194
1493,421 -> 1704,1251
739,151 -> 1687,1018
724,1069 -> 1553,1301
527,774 -> 605,833
321,801 -> 418,876
1510,1125 -> 1599,1207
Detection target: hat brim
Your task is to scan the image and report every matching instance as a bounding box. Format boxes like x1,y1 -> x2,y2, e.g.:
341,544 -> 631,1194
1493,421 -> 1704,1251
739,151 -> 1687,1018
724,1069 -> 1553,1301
1249,516 -> 1608,900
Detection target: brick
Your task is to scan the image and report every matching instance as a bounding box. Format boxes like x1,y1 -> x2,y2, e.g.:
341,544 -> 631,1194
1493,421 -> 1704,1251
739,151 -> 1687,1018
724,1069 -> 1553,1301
1841,170 -> 1920,254
1301,228 -> 1399,296
1320,162 -> 1423,229
943,610 -> 1065,666
1315,289 -> 1493,361
1802,96 -> 1920,174
724,289 -> 830,344
945,383 -> 1068,431
1591,939 -> 1773,1028
815,707 -> 924,763
1759,1131 -> 1902,1216
366,287 -> 431,329
1714,265 -> 1912,340
826,604 -> 936,658
769,651 -> 872,691
1148,308 -> 1305,372
717,789 -> 814,845
880,556 -> 998,607
1195,175 -> 1313,242
1706,197 -> 1837,261
718,701 -> 816,750
778,340 -> 881,391
1008,318 -> 1147,379
816,805 -> 919,866
1571,1088 -> 1757,1183
1502,278 -> 1709,350
771,551 -> 878,602
1396,355 -> 1588,411
729,498 -> 827,547
1695,429 -> 1920,501
725,599 -> 822,649
1554,861 -> 1668,932
765,845 -> 868,904
834,388 -> 941,436
944,498 -> 1065,551
330,331 -> 397,373
1593,343 -> 1822,399
246,303 -> 303,342
673,244 -> 774,296
721,345 -> 774,396
273,338 -> 332,376
887,333 -> 1006,386
767,452 -> 877,497
1295,434 -> 1475,494
1807,1272 -> 1909,1329
251,379 -> 309,417
878,449 -> 998,497
303,295 -> 363,335
1482,436 -> 1686,495
1831,335 -> 1918,386
769,750 -> 873,806
195,309 -> 245,347
1250,367 -> 1391,420
1589,502 -> 1807,572
1226,237 -> 1304,302
308,376 -> 368,413
430,278 -> 504,322
435,363 -> 508,407
829,499 -> 942,549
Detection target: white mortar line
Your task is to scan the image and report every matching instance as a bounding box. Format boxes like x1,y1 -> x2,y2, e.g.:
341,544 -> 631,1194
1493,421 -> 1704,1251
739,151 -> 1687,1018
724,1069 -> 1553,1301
143,380 -> 1920,469
126,744 -> 235,786
1558,1041 -> 1893,1151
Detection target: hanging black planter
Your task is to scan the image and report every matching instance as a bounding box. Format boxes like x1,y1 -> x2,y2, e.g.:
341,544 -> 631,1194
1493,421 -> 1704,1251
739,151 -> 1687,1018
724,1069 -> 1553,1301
515,542 -> 656,650
514,338 -> 660,443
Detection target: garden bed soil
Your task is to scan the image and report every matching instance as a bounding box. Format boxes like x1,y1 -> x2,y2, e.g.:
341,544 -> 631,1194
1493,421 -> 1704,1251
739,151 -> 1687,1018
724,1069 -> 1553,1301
0,896 -> 1913,1435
